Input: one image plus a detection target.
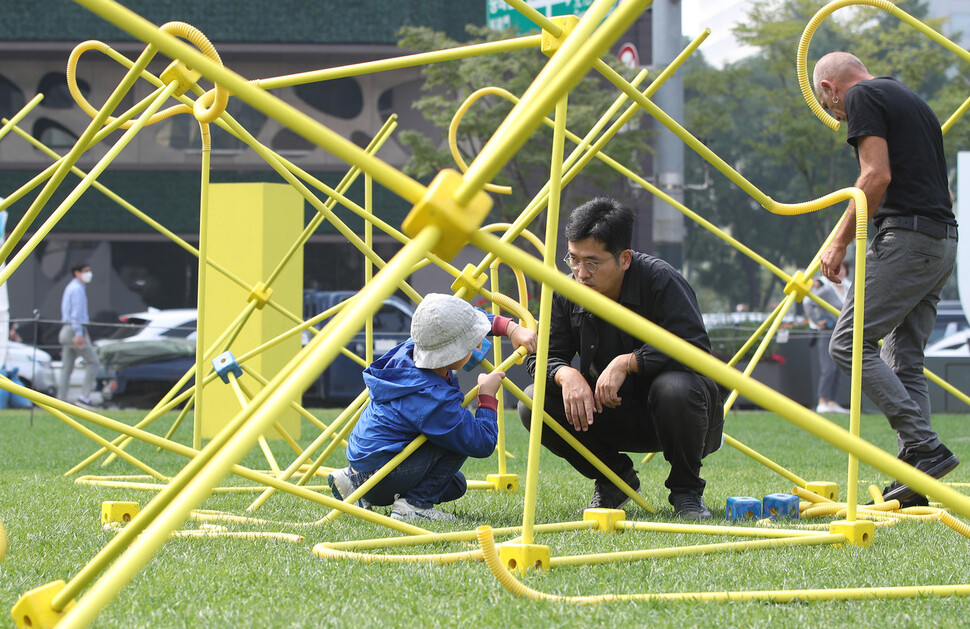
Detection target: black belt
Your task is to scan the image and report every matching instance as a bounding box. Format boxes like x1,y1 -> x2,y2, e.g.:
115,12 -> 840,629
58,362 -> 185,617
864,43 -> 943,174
877,215 -> 957,240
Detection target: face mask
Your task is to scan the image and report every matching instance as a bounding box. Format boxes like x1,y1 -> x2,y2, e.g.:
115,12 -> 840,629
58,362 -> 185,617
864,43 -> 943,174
81,271 -> 93,283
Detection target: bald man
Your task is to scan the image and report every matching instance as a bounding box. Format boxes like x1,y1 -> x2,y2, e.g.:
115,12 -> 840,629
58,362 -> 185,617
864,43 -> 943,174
814,52 -> 958,506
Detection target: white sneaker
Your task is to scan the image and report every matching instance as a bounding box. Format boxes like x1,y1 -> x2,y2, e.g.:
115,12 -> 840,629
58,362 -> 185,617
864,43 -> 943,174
828,402 -> 850,414
327,467 -> 370,510
389,496 -> 456,522
815,402 -> 830,413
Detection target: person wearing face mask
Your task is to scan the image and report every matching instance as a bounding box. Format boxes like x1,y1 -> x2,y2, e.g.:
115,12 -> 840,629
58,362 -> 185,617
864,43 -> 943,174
58,263 -> 101,408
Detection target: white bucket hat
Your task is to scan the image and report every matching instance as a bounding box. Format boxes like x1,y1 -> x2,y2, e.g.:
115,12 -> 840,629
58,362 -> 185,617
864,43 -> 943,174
411,293 -> 491,369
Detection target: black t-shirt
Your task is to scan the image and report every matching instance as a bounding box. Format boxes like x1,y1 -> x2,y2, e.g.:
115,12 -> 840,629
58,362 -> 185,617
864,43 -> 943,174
844,76 -> 954,225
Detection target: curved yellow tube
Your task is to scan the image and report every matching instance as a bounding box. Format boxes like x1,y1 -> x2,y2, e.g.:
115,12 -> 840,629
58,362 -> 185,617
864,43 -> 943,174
797,0 -> 970,131
67,22 -> 229,128
450,87 -> 514,195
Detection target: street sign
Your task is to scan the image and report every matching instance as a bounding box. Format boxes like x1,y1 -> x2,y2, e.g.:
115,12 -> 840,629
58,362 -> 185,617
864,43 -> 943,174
617,42 -> 640,68
486,0 -> 597,33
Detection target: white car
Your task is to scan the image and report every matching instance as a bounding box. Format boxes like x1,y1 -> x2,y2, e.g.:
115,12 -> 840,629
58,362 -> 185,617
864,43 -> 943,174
925,329 -> 970,357
96,308 -> 197,346
3,341 -> 56,396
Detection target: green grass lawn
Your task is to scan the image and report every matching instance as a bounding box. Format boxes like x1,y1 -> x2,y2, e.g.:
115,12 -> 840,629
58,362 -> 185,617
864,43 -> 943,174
2,405 -> 970,628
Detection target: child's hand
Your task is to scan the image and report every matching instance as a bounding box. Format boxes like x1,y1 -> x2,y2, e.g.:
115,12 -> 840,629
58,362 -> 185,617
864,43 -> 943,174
478,370 -> 506,397
510,324 -> 538,354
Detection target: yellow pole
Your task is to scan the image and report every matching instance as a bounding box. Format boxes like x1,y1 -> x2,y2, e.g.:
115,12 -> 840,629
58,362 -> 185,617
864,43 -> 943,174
521,94 -> 568,545
73,0 -> 427,207
455,0 -> 650,205
57,227 -> 440,626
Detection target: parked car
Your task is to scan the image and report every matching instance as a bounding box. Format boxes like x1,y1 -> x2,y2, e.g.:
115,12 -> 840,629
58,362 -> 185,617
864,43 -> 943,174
98,338 -> 196,407
302,290 -> 414,404
96,308 -> 198,346
3,341 -> 56,396
94,293 -> 416,407
928,300 -> 969,347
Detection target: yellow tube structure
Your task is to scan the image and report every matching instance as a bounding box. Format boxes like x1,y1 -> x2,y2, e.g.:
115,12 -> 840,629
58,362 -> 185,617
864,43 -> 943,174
476,525 -> 970,603
797,0 -> 970,131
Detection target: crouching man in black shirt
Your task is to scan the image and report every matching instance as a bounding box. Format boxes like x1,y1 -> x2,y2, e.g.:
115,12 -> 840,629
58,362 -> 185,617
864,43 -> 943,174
519,197 -> 724,519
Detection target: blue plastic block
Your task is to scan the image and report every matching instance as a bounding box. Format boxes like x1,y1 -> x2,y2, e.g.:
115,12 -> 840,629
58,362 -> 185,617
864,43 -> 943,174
212,351 -> 243,383
763,493 -> 800,519
462,337 -> 492,372
725,496 -> 762,520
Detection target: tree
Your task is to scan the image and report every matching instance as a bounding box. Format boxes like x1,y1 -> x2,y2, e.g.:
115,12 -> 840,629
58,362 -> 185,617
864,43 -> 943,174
395,24 -> 651,226
681,0 -> 963,311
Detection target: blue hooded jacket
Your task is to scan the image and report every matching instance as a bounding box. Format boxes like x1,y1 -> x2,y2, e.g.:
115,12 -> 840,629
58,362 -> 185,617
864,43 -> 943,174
346,338 -> 498,472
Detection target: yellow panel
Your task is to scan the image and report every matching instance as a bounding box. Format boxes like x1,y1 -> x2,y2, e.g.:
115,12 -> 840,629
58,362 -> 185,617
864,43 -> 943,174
199,182 -> 304,440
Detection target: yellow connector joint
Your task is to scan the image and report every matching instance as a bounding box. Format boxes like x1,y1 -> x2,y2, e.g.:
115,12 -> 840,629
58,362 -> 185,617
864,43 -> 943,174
583,508 -> 626,532
486,473 -> 518,492
805,481 -> 838,502
11,581 -> 76,629
248,282 -> 274,309
101,501 -> 140,525
451,264 -> 488,300
783,270 -> 814,302
160,59 -> 203,97
830,519 -> 875,547
402,169 -> 493,261
541,16 -> 581,57
499,543 -> 550,574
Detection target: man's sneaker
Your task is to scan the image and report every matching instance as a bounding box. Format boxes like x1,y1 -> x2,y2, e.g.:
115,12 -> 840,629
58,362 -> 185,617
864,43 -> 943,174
76,396 -> 100,410
586,468 -> 640,510
881,443 -> 959,504
670,491 -> 712,520
327,467 -> 370,510
389,496 -> 456,522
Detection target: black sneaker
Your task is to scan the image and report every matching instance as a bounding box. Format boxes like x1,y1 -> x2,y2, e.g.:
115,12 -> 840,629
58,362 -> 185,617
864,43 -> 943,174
586,468 -> 640,510
881,443 -> 959,504
669,491 -> 712,520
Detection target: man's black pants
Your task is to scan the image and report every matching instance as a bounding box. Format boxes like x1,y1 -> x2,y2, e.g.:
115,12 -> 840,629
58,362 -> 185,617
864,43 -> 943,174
517,370 -> 724,494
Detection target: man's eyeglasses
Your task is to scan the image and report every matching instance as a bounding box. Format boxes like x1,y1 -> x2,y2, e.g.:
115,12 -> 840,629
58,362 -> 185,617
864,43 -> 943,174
562,253 -> 614,275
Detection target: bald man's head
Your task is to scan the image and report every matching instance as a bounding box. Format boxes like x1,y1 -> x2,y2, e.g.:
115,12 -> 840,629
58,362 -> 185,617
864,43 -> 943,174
813,52 -> 871,93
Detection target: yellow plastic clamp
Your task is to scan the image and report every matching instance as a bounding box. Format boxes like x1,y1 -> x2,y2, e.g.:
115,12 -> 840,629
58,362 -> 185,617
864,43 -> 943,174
541,16 -> 581,57
830,519 -> 875,547
499,543 -> 551,574
160,59 -> 203,97
451,264 -> 488,300
11,581 -> 76,629
247,282 -> 274,309
583,508 -> 627,532
485,473 -> 519,492
402,169 -> 493,261
783,270 -> 814,302
101,501 -> 140,525
805,481 -> 838,501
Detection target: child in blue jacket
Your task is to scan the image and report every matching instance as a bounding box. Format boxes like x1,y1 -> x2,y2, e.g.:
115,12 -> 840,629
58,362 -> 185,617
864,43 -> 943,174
328,293 -> 536,521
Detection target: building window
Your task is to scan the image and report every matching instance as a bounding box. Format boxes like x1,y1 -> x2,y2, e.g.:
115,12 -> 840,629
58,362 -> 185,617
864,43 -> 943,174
33,118 -> 79,149
295,78 -> 363,120
37,72 -> 89,109
271,127 -> 315,155
0,74 -> 25,119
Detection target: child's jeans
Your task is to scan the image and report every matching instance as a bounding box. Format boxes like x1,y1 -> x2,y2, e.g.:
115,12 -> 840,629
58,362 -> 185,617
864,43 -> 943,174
350,442 -> 467,509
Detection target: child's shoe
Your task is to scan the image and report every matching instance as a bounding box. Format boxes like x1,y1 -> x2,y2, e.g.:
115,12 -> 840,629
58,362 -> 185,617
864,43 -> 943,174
328,467 -> 370,510
389,496 -> 456,522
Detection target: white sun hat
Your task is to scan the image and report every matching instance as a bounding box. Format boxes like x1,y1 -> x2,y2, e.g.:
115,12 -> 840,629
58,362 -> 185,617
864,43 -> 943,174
411,293 -> 491,369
